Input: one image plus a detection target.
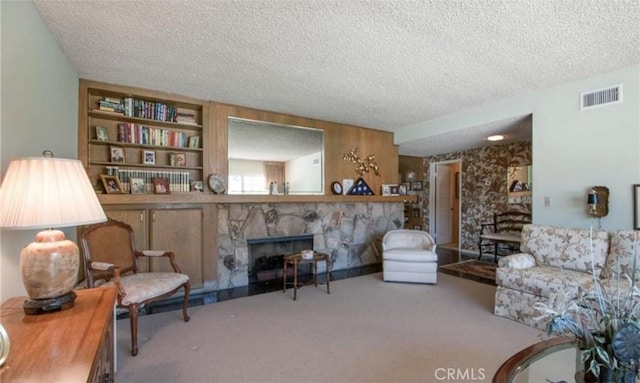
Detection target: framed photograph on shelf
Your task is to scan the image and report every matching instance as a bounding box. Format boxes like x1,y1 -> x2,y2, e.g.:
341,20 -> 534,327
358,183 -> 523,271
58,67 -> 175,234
411,180 -> 423,191
170,152 -> 187,167
95,126 -> 108,141
100,175 -> 123,194
152,177 -> 170,194
110,146 -> 125,163
188,136 -> 200,149
190,180 -> 203,192
390,185 -> 399,196
143,150 -> 155,165
130,178 -> 144,194
401,182 -> 411,192
381,184 -> 392,196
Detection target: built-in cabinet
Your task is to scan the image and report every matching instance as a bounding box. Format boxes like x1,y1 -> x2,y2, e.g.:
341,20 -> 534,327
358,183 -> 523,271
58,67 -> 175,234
104,206 -> 212,290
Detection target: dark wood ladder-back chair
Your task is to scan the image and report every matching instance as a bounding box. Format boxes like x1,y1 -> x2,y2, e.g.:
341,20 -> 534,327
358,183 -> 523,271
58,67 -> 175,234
478,211 -> 532,263
80,218 -> 191,356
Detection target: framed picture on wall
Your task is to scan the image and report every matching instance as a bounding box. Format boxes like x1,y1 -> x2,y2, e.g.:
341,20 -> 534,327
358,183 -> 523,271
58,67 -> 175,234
412,181 -> 423,191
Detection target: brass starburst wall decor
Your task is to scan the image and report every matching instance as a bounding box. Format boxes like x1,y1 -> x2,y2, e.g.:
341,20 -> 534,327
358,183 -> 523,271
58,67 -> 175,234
343,148 -> 380,177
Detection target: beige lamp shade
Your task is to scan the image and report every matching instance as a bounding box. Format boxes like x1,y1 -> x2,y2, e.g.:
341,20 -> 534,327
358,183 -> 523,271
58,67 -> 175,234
0,156 -> 106,229
0,154 -> 107,312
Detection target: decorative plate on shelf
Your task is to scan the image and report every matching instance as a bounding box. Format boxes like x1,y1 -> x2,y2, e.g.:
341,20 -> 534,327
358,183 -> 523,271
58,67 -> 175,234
208,174 -> 225,194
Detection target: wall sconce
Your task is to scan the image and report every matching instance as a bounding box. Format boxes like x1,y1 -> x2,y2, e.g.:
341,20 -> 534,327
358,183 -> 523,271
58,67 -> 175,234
586,186 -> 609,229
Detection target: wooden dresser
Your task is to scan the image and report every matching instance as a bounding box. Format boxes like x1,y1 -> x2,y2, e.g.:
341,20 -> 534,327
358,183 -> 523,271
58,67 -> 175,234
0,287 -> 118,383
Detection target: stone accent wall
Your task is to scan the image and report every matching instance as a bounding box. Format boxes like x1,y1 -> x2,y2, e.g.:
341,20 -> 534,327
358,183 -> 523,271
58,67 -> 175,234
216,202 -> 404,289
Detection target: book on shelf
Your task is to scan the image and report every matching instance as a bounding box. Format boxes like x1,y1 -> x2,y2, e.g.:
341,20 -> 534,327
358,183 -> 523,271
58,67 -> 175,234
98,99 -> 125,114
117,122 -> 188,147
175,112 -> 196,125
108,168 -> 191,193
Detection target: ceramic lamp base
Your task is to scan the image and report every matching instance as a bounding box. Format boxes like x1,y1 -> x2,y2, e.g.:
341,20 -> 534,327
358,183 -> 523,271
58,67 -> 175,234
20,229 -> 80,315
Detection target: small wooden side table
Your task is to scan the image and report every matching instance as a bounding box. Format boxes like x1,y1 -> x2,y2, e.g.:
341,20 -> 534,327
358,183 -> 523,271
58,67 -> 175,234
283,252 -> 330,301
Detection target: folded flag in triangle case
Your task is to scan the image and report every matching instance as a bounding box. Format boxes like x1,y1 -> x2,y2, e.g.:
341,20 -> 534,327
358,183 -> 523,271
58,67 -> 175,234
347,177 -> 374,195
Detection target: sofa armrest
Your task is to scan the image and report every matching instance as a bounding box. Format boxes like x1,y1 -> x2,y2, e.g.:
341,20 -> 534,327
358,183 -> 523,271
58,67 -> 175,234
498,253 -> 535,269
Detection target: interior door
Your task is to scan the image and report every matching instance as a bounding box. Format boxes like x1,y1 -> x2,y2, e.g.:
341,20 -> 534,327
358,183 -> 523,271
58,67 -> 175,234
435,164 -> 452,245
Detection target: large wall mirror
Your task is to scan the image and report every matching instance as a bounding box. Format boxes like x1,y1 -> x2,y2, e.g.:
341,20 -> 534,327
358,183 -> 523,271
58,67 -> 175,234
227,117 -> 324,195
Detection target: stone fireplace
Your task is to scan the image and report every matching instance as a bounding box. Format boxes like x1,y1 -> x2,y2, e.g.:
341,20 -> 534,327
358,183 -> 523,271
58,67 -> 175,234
216,201 -> 404,290
247,234 -> 314,282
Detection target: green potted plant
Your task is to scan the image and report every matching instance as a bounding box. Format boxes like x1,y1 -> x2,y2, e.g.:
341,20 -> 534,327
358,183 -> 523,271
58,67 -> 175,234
534,235 -> 640,383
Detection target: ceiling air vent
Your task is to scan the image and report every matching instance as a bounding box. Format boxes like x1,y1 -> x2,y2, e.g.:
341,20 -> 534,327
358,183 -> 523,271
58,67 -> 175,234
580,84 -> 622,110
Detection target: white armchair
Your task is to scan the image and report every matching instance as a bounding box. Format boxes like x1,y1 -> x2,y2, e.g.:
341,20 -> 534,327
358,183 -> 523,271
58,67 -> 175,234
382,230 -> 438,284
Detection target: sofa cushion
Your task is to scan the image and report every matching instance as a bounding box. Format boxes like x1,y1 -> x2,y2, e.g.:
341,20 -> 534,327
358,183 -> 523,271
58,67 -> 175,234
496,265 -> 593,299
602,230 -> 640,279
498,253 -> 536,269
520,224 -> 609,274
383,248 -> 438,262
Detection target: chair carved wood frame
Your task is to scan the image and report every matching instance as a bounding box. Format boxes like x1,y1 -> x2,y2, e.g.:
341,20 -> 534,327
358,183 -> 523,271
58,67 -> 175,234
80,218 -> 191,356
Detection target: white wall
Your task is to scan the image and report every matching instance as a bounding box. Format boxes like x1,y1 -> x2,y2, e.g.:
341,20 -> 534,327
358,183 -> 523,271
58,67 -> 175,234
1,1 -> 79,301
396,65 -> 640,231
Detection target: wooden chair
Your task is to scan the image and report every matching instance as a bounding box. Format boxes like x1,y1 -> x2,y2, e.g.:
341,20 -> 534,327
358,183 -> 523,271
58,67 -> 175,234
80,218 -> 191,356
478,211 -> 532,263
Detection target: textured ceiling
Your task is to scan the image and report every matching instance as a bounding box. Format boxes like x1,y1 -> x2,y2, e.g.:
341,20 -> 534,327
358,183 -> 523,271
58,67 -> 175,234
32,0 -> 640,157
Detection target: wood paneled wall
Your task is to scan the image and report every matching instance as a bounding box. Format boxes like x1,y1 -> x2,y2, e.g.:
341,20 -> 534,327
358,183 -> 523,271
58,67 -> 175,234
210,103 -> 398,195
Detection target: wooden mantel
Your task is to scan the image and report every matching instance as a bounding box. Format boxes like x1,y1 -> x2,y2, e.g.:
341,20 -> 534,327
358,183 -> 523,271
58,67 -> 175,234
98,193 -> 417,205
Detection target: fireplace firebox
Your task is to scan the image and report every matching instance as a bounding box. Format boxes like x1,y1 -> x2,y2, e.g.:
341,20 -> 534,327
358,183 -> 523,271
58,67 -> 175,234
247,234 -> 314,282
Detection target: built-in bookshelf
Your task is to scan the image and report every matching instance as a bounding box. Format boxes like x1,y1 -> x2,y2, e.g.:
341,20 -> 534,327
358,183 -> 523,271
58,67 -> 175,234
80,80 -> 207,196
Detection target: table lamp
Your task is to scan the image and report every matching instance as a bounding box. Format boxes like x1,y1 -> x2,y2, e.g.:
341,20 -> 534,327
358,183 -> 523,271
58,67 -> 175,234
0,151 -> 107,314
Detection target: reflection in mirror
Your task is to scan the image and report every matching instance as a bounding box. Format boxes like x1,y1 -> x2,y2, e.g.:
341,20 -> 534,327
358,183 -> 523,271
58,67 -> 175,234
507,165 -> 532,194
227,117 -> 324,195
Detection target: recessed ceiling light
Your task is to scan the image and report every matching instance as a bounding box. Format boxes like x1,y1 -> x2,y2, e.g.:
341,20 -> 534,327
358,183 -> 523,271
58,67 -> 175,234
487,135 -> 504,142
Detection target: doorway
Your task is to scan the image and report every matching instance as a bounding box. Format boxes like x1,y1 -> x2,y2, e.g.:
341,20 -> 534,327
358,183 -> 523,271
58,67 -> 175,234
429,160 -> 461,251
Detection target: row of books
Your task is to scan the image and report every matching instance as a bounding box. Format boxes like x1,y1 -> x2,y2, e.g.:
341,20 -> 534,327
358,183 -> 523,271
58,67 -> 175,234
118,122 -> 192,148
105,167 -> 191,193
123,97 -> 181,122
96,97 -> 198,124
98,98 -> 125,113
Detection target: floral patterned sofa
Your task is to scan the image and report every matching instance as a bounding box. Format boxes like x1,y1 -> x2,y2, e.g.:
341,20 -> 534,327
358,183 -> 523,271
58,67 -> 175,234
494,224 -> 640,329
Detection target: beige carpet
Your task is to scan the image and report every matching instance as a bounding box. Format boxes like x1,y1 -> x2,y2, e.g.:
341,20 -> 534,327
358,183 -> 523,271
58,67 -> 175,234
115,273 -> 543,383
